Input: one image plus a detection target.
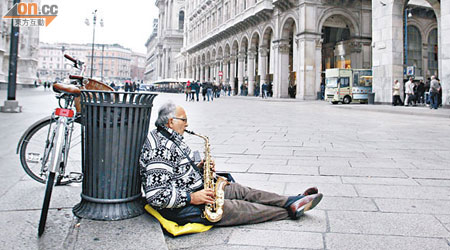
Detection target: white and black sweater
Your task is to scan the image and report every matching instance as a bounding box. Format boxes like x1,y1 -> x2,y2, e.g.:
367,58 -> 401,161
140,128 -> 203,209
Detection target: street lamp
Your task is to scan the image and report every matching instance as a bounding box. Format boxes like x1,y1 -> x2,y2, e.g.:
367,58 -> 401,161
404,8 -> 412,73
85,10 -> 104,78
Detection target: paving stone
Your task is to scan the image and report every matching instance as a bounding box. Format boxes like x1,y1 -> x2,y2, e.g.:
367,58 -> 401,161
269,175 -> 342,184
436,215 -> 450,232
263,141 -> 304,147
294,150 -> 366,158
364,150 -> 441,160
74,214 -> 167,250
216,163 -> 251,173
349,159 -> 416,169
341,176 -> 418,186
236,210 -> 326,233
0,179 -> 81,211
410,159 -> 450,170
415,178 -> 450,187
320,166 -> 407,178
284,183 -> 357,197
374,198 -> 450,214
326,233 -> 450,250
319,196 -> 378,211
235,180 -> 286,194
227,229 -> 323,249
245,147 -> 295,156
227,157 -> 285,165
402,169 -> 450,179
210,145 -> 247,154
329,211 -> 450,237
355,184 -> 450,200
248,164 -> 318,175
0,209 -> 74,250
230,173 -> 271,182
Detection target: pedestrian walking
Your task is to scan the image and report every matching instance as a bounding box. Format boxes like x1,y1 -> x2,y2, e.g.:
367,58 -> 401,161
417,80 -> 425,105
392,80 -> 402,106
404,77 -> 415,106
185,81 -> 191,101
429,75 -> 441,109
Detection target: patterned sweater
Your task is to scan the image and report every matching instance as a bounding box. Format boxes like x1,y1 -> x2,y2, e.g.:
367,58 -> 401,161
140,128 -> 204,209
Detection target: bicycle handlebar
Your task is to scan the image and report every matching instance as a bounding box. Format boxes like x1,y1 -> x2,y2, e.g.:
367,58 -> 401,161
69,75 -> 83,80
64,54 -> 77,63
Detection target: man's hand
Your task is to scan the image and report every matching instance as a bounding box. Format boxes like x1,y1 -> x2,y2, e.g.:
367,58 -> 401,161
190,189 -> 215,205
197,159 -> 215,172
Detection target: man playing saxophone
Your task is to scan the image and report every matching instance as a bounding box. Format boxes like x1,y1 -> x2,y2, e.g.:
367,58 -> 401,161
140,101 -> 323,226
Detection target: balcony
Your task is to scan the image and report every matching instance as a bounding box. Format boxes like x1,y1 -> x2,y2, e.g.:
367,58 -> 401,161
186,0 -> 273,52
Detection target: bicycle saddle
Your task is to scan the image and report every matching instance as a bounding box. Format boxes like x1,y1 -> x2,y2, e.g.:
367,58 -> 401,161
53,83 -> 81,96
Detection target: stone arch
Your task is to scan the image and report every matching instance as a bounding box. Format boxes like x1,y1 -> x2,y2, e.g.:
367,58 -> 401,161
279,15 -> 298,40
406,20 -> 426,41
231,40 -> 239,55
240,35 -> 250,52
317,8 -> 360,36
224,43 -> 231,57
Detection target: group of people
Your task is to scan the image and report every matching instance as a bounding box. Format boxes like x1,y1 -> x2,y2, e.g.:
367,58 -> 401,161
185,81 -> 232,102
393,75 -> 442,109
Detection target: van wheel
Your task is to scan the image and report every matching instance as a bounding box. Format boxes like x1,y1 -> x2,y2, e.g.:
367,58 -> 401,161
343,96 -> 351,104
331,101 -> 338,104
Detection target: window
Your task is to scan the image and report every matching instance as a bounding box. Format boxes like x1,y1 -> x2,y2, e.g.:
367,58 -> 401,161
339,77 -> 349,88
428,28 -> 438,77
179,11 -> 185,30
406,25 -> 422,77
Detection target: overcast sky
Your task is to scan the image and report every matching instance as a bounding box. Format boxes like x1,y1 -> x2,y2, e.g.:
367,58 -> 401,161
39,0 -> 159,54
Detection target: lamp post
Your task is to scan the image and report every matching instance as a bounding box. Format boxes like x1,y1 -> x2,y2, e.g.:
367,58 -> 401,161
86,10 -> 103,79
404,8 -> 412,75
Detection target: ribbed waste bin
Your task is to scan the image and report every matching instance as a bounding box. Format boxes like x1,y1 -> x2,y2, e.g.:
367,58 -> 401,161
368,92 -> 375,104
73,90 -> 157,220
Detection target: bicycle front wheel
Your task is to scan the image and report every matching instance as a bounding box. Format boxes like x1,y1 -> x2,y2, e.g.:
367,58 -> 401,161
38,171 -> 55,237
19,118 -> 82,185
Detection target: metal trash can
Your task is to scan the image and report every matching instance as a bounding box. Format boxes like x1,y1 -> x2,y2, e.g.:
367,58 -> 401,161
368,92 -> 375,104
73,90 -> 157,220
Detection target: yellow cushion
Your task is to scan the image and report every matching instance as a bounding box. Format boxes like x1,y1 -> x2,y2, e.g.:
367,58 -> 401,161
144,204 -> 213,236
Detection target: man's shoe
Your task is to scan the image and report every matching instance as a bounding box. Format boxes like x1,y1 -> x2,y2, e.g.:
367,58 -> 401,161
301,187 -> 318,196
289,193 -> 323,219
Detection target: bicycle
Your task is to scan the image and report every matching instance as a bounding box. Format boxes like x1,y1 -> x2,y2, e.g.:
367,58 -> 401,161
16,54 -> 113,236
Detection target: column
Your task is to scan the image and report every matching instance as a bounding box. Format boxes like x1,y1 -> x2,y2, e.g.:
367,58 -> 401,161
205,63 -> 210,81
296,34 -> 321,100
237,53 -> 245,95
223,57 -> 229,86
247,49 -> 256,96
229,55 -> 236,94
441,0 -> 450,107
371,0 -> 404,103
259,47 -> 268,95
216,59 -> 221,84
201,64 -> 205,82
272,41 -> 290,98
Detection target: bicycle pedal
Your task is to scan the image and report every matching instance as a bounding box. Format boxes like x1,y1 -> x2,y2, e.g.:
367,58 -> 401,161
68,172 -> 83,182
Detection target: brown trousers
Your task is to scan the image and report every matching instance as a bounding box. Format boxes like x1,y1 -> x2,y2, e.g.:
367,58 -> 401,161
216,183 -> 290,226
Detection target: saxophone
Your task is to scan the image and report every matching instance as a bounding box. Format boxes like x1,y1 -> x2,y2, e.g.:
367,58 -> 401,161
185,129 -> 228,222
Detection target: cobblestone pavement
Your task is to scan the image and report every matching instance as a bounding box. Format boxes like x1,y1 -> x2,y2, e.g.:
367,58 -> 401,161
1,88 -> 450,249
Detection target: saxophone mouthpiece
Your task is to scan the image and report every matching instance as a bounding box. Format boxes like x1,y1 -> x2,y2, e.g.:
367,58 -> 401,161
184,129 -> 195,135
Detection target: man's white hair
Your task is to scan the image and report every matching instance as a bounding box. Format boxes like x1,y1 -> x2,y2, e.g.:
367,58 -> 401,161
155,101 -> 177,127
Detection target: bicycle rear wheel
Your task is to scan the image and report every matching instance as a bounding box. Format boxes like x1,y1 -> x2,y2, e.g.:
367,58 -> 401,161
19,118 -> 82,185
38,171 -> 55,237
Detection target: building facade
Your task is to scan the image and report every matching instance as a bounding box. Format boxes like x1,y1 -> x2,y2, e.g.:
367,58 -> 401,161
38,43 -> 137,83
163,0 -> 448,107
176,0 -> 374,99
131,52 -> 146,82
153,0 -> 185,80
144,19 -> 159,82
0,0 -> 40,88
